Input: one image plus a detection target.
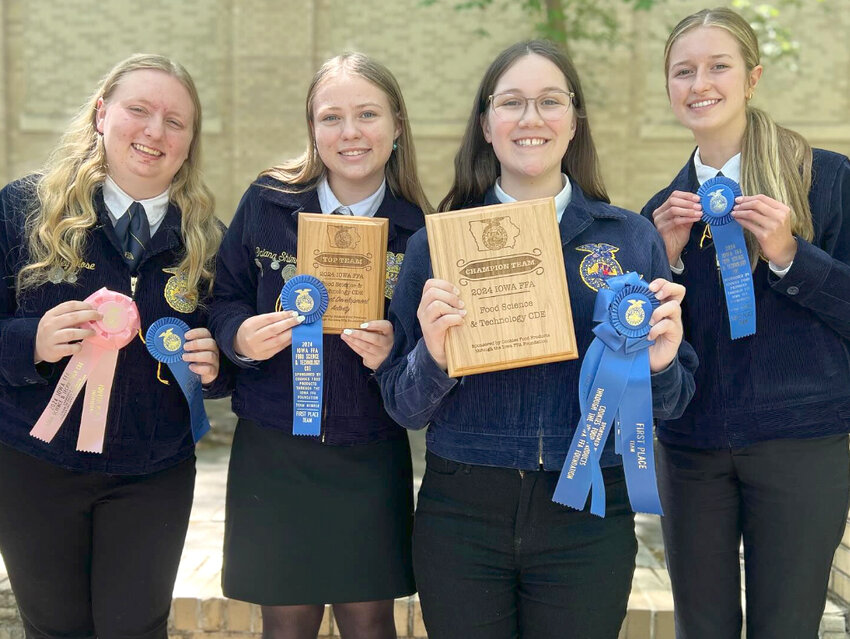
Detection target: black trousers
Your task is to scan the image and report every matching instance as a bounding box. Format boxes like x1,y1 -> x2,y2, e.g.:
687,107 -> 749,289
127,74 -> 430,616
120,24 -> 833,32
658,435 -> 850,639
413,452 -> 637,639
0,442 -> 195,639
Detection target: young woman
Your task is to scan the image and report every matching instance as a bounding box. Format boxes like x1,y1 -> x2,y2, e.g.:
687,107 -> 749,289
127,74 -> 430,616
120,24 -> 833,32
0,54 -> 225,638
643,8 -> 850,638
376,40 -> 697,639
209,53 -> 429,639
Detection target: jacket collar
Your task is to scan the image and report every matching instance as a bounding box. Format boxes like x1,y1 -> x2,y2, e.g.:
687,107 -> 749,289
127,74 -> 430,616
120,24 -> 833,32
670,148 -> 700,193
254,175 -> 424,242
483,177 -> 625,245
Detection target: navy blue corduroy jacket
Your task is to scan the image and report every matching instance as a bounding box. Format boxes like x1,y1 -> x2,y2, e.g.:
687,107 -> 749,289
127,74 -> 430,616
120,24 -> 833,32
209,177 -> 425,445
0,177 -> 231,475
375,183 -> 698,470
641,148 -> 850,449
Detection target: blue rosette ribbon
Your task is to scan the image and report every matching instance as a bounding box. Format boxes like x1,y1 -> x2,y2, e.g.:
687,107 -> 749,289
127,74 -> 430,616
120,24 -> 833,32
145,317 -> 211,443
553,272 -> 663,517
697,176 -> 756,339
280,274 -> 329,436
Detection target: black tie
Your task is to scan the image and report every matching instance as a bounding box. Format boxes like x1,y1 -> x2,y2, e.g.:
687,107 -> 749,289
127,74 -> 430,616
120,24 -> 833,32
332,206 -> 352,215
114,201 -> 150,273
717,170 -> 724,177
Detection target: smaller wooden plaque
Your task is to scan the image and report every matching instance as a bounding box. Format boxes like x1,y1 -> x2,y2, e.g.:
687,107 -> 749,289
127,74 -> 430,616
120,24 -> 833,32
296,213 -> 389,334
425,198 -> 578,377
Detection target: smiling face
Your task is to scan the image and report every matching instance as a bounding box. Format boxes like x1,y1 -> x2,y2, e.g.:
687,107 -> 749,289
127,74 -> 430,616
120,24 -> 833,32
667,26 -> 761,144
481,53 -> 576,199
311,72 -> 400,204
95,69 -> 194,200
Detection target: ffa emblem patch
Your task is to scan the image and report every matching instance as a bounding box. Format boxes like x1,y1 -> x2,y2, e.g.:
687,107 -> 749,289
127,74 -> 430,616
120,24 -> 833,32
163,268 -> 198,313
625,299 -> 647,327
328,225 -> 361,250
576,243 -> 624,292
295,288 -> 315,313
158,327 -> 182,352
385,251 -> 404,299
281,262 -> 297,282
468,216 -> 521,252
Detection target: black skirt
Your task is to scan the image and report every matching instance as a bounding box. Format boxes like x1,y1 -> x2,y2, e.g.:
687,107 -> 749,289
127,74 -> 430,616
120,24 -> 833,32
222,419 -> 415,605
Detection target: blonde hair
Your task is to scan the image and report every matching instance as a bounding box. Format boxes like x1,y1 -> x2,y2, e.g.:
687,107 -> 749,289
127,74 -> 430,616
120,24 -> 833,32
19,53 -> 222,296
260,52 -> 432,214
664,8 -> 813,264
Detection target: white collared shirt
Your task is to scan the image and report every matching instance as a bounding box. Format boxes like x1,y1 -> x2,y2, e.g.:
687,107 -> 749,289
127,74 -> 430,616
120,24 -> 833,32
103,176 -> 170,236
494,173 -> 572,223
317,178 -> 386,217
676,149 -> 792,277
694,148 -> 741,185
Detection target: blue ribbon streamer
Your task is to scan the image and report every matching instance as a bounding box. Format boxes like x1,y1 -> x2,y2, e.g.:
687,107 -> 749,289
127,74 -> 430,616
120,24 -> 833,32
145,317 -> 210,443
698,176 -> 756,339
553,272 -> 663,517
280,275 -> 329,437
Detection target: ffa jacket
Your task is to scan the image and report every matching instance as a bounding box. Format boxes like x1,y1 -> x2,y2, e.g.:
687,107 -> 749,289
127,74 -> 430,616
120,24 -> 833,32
375,182 -> 698,470
641,149 -> 850,449
209,176 -> 425,445
0,177 -> 230,475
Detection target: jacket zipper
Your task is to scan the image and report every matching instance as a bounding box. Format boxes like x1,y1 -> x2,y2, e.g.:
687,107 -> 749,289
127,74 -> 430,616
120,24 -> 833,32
538,426 -> 544,469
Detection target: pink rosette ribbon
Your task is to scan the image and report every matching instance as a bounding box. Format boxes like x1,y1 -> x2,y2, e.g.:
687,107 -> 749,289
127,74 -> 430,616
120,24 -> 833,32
30,288 -> 140,453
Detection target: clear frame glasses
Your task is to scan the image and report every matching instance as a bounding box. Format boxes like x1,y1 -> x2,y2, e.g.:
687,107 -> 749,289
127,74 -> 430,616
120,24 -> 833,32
488,90 -> 575,123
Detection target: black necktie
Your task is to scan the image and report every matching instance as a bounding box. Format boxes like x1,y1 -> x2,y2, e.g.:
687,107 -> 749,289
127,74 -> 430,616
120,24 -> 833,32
114,201 -> 150,273
332,206 -> 352,215
717,170 -> 724,177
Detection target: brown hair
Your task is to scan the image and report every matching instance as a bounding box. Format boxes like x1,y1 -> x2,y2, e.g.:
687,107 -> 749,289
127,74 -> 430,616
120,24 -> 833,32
439,39 -> 608,211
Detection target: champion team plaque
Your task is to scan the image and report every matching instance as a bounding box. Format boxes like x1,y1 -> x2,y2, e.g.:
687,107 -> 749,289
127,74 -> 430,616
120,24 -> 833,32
425,198 -> 577,377
296,213 -> 389,334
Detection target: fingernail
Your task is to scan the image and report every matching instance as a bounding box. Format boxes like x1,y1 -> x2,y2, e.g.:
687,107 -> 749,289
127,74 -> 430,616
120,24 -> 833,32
297,315 -> 305,323
453,287 -> 460,295
459,309 -> 467,316
343,329 -> 353,335
457,300 -> 465,308
360,322 -> 369,329
290,311 -> 299,318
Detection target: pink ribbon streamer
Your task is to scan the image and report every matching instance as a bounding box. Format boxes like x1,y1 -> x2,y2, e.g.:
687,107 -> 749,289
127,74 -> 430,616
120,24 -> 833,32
30,288 -> 140,453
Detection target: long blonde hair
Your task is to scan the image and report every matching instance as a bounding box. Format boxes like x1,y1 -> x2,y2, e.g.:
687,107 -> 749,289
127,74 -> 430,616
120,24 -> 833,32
19,53 -> 221,296
664,8 -> 813,264
261,52 -> 432,214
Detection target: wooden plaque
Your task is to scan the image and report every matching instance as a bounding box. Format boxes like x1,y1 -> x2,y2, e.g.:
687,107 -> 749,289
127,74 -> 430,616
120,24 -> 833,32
296,213 -> 389,334
425,198 -> 577,377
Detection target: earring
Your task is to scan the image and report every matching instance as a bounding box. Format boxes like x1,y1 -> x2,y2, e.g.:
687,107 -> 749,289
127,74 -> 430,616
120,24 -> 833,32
392,141 -> 398,151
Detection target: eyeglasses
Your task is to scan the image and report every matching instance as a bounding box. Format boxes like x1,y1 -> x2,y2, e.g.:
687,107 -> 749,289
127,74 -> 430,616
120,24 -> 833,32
488,90 -> 575,122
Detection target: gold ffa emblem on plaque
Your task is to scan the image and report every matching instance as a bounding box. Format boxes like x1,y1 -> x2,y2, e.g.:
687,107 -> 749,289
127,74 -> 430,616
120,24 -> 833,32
295,289 -> 315,313
158,327 -> 183,352
625,299 -> 647,327
328,225 -> 361,250
576,243 -> 624,292
468,216 -> 521,252
163,268 -> 198,313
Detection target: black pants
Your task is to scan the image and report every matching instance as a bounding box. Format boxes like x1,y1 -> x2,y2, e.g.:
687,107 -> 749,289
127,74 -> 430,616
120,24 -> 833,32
413,452 -> 637,639
658,435 -> 850,639
0,442 -> 195,639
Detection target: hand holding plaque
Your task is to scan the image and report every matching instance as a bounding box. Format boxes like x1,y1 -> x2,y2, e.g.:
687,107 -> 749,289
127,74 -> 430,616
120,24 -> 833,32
296,213 -> 388,334
424,198 -> 578,377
